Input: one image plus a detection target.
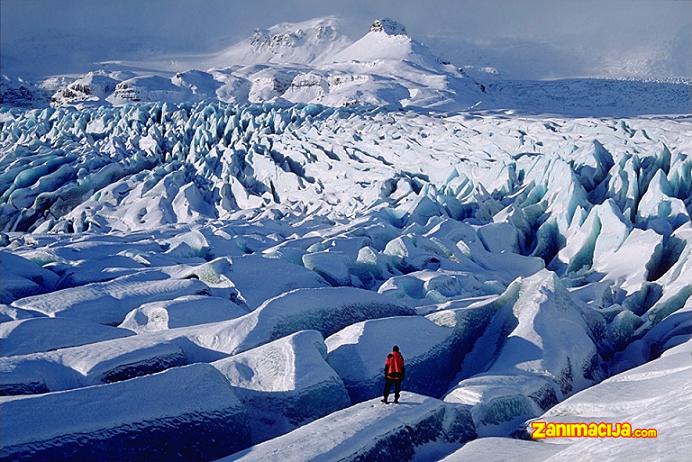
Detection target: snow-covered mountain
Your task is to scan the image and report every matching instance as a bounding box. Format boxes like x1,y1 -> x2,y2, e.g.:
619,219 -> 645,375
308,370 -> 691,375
211,16 -> 351,66
4,16 -> 689,115
25,18 -> 480,111
331,18 -> 432,65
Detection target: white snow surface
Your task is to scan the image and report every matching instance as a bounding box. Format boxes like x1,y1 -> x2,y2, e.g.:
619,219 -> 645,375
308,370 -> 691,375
118,294 -> 248,333
212,330 -> 351,441
446,338 -> 692,461
0,363 -> 242,448
0,19 -> 690,459
441,437 -> 563,462
0,317 -> 133,356
214,330 -> 338,395
0,363 -> 252,460
221,392 -> 472,461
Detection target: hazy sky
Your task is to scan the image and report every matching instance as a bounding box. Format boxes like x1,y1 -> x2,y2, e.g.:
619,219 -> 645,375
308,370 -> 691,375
2,0 -> 690,79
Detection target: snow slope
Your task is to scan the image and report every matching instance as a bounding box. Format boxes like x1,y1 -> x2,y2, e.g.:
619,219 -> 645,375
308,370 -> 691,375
445,337 -> 692,461
11,272 -> 210,325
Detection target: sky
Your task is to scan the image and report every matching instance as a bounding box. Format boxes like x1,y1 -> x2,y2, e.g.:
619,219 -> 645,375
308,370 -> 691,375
1,0 -> 690,79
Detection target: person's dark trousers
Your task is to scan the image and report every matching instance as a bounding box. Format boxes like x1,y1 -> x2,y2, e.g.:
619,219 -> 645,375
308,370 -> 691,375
383,378 -> 402,402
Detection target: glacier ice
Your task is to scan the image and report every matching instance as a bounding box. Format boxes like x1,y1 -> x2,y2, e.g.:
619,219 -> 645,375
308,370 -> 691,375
213,330 -> 350,442
0,363 -> 252,461
0,250 -> 58,303
326,316 -> 458,401
444,270 -> 604,434
0,97 -> 690,461
448,337 -> 692,460
222,392 -> 476,462
10,272 -> 211,325
118,295 -> 248,333
0,317 -> 133,356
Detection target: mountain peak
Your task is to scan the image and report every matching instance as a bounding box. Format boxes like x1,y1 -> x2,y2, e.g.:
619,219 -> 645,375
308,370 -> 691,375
369,18 -> 407,36
212,16 -> 350,66
248,17 -> 342,56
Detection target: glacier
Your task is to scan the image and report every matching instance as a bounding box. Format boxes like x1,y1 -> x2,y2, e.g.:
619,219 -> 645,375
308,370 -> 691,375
0,98 -> 689,460
1,14 -> 691,462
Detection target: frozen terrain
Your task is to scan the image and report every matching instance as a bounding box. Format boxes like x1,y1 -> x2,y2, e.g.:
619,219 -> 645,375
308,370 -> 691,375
2,17 -> 690,116
1,13 -> 691,462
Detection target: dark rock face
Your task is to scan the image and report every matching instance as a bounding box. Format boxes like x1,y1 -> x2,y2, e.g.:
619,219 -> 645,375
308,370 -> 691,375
369,18 -> 408,36
0,77 -> 49,108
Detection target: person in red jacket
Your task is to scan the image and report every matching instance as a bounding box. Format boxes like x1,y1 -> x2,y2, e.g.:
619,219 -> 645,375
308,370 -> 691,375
381,345 -> 405,404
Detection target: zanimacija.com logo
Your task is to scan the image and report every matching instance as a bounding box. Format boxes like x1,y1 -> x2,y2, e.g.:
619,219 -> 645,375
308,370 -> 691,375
530,421 -> 658,439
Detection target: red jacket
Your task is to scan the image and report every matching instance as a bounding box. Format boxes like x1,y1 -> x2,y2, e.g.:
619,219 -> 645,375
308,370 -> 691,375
384,351 -> 405,380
